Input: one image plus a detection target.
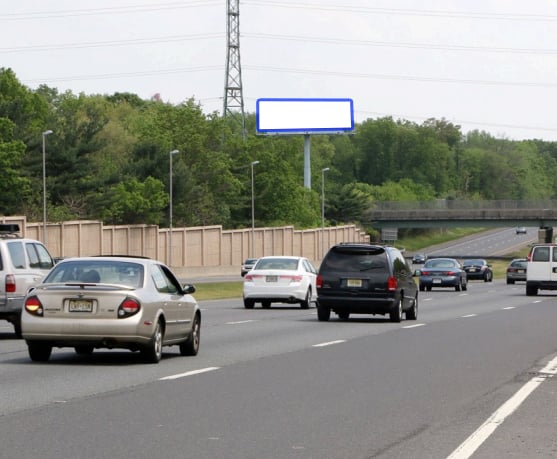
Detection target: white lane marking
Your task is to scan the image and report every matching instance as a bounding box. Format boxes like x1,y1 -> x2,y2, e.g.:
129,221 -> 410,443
447,354 -> 557,459
461,314 -> 477,318
532,300 -> 543,303
502,307 -> 515,310
226,320 -> 257,325
312,340 -> 346,347
423,298 -> 433,301
159,367 -> 220,381
402,323 -> 426,329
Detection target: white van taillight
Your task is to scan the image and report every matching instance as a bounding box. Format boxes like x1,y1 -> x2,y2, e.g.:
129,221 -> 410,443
5,274 -> 16,293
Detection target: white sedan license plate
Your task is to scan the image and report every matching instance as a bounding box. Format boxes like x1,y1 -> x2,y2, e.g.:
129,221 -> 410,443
69,299 -> 93,312
347,278 -> 362,288
266,275 -> 278,282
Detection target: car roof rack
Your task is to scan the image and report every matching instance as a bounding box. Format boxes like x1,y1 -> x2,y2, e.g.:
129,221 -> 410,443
0,223 -> 21,239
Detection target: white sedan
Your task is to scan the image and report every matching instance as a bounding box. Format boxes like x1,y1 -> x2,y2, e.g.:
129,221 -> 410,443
242,256 -> 317,309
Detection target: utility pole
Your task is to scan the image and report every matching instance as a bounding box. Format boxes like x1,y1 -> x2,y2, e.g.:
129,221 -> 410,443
223,0 -> 246,140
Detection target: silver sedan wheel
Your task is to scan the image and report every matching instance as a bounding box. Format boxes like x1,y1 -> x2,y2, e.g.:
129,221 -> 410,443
142,321 -> 163,363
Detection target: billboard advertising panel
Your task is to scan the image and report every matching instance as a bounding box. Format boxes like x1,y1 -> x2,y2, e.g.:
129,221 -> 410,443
256,98 -> 354,134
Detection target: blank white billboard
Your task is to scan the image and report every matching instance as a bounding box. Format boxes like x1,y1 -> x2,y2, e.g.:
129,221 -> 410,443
256,98 -> 354,134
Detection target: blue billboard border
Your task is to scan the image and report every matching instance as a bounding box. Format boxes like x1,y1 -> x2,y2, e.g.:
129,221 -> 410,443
256,97 -> 355,134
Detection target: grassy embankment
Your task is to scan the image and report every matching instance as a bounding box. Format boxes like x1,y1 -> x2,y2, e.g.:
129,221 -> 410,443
193,228 -> 531,301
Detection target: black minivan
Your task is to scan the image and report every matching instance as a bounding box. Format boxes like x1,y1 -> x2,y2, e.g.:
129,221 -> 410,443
316,243 -> 418,322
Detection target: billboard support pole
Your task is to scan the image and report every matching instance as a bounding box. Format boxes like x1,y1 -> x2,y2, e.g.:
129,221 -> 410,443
304,134 -> 311,189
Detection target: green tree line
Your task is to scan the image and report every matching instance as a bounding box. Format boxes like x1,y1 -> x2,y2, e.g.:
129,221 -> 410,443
2,67 -> 557,235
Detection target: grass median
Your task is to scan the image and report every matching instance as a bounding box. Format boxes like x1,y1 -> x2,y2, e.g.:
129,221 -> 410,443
192,281 -> 243,301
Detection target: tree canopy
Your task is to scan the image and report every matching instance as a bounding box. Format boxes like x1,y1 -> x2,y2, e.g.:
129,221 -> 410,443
2,67 -> 557,234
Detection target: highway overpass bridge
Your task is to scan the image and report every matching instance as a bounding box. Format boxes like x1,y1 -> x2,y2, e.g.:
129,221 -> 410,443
366,200 -> 557,230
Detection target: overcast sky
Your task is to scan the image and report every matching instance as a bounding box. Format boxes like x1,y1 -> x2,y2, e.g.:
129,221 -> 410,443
3,1 -> 557,141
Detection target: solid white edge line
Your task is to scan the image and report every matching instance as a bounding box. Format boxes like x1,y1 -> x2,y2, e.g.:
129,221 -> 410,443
159,367 -> 220,381
461,314 -> 477,318
312,340 -> 346,347
226,320 -> 257,325
447,354 -> 557,459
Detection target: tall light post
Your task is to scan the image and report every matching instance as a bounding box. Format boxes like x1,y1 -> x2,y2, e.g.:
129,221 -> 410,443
321,167 -> 330,258
41,130 -> 53,244
250,160 -> 260,257
168,149 -> 179,266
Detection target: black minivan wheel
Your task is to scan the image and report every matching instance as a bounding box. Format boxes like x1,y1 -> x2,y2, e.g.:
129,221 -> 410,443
406,294 -> 418,320
390,299 -> 402,323
317,304 -> 331,321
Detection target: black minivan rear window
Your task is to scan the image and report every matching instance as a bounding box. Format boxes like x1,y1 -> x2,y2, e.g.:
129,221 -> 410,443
323,247 -> 387,271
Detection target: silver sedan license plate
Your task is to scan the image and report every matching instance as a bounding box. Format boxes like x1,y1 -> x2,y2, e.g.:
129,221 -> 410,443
69,299 -> 93,312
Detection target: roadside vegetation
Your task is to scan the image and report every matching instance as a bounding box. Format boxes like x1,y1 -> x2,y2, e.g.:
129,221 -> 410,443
2,67 -> 557,238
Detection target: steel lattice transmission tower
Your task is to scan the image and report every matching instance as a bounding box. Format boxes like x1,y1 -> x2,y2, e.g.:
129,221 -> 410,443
223,0 -> 246,140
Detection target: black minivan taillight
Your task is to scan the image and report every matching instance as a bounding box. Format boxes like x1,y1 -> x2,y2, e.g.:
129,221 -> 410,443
387,276 -> 397,291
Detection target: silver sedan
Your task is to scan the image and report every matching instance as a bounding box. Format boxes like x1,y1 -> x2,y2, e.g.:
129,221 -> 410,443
21,256 -> 200,363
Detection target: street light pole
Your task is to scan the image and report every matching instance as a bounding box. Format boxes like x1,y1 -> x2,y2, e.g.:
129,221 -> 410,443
321,167 -> 330,258
250,160 -> 260,258
42,130 -> 53,244
169,149 -> 179,266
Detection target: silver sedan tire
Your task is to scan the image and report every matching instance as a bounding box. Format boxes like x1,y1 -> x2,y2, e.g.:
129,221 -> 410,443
180,313 -> 200,356
141,321 -> 163,363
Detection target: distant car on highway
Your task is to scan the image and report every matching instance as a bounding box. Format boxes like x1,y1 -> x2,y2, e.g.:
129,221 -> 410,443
506,258 -> 527,284
21,256 -> 200,363
412,253 -> 427,264
462,259 -> 493,282
418,258 -> 467,292
515,226 -> 527,235
241,258 -> 258,277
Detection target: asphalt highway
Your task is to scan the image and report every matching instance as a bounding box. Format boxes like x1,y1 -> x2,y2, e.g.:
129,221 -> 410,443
1,278 -> 556,459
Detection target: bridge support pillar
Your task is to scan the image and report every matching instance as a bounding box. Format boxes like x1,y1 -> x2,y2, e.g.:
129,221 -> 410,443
538,227 -> 554,243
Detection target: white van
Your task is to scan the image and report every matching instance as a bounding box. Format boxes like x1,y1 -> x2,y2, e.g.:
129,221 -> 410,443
526,244 -> 557,296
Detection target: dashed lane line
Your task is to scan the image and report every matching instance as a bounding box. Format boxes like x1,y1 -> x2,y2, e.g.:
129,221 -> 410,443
159,367 -> 220,381
226,320 -> 258,325
312,340 -> 346,347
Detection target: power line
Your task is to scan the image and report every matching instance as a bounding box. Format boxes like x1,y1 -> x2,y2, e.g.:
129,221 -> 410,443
5,31 -> 557,56
0,33 -> 223,53
242,65 -> 557,88
243,1 -> 557,22
3,1 -> 556,23
0,1 -> 220,20
246,33 -> 557,56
